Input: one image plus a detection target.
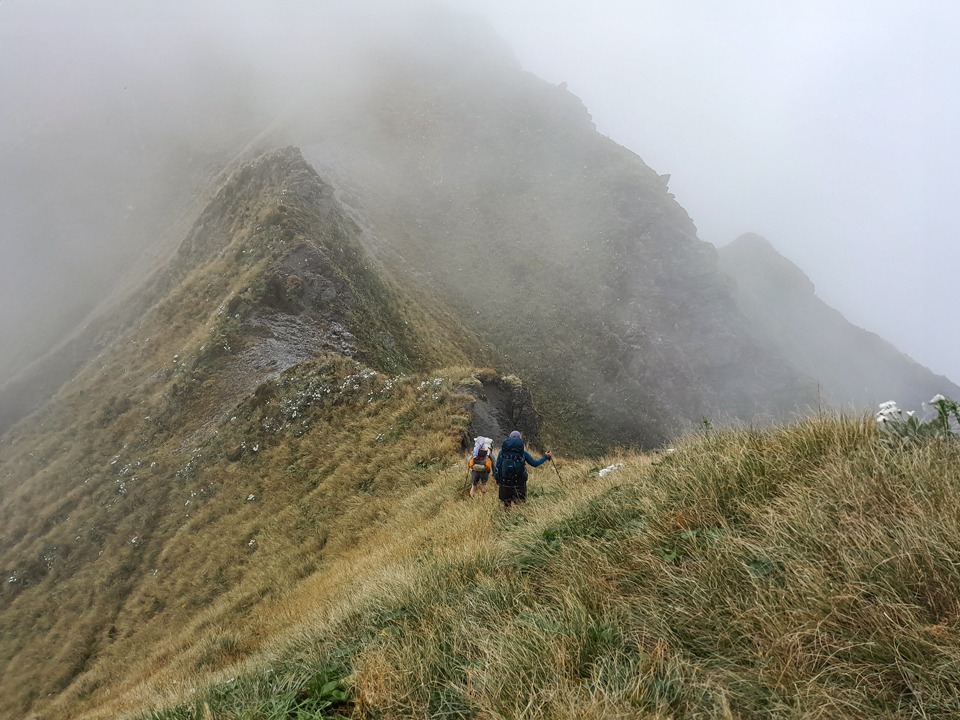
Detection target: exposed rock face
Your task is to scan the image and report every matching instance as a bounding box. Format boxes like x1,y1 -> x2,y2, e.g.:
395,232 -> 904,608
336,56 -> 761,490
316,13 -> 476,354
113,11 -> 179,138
464,372 -> 543,449
718,233 -> 960,410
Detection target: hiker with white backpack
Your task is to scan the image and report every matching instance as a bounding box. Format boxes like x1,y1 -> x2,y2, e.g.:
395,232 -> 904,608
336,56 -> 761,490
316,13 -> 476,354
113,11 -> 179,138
468,436 -> 494,497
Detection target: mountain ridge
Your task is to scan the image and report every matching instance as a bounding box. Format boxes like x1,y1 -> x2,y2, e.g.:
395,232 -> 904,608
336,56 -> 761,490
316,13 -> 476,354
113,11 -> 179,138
289,55 -> 820,449
0,145 -> 522,719
1,13 -> 958,717
4,13 -> 953,443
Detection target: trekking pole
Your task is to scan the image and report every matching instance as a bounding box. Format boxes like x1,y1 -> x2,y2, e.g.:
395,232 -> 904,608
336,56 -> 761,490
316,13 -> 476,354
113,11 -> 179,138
550,455 -> 562,481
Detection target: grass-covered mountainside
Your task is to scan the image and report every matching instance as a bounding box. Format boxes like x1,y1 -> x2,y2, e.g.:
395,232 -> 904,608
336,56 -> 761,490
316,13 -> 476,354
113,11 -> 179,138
78,418 -> 960,719
6,234 -> 960,720
3,11 -> 960,720
718,233 -> 960,410
0,147 -> 498,719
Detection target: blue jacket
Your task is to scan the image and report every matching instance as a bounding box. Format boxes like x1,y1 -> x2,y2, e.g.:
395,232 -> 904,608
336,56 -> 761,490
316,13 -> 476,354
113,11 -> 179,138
495,436 -> 548,482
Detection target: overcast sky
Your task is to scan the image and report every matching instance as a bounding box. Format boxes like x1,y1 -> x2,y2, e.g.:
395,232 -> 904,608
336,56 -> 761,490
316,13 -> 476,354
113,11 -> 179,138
453,0 -> 960,387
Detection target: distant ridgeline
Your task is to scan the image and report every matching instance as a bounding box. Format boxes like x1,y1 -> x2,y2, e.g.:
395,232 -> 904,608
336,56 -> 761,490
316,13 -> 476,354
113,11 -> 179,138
718,233 -> 960,411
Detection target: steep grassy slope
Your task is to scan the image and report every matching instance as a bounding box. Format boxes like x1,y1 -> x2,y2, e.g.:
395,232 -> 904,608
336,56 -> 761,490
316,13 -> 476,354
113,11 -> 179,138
719,233 -> 960,411
141,416 -> 960,720
28,360 -> 501,720
0,148 -> 501,720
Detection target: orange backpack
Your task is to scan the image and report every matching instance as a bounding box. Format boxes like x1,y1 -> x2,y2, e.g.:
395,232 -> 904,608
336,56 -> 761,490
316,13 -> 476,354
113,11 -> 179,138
469,452 -> 492,474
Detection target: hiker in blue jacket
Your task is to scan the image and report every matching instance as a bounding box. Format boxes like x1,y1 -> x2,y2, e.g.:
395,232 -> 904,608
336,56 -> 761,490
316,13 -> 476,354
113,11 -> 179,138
494,430 -> 551,508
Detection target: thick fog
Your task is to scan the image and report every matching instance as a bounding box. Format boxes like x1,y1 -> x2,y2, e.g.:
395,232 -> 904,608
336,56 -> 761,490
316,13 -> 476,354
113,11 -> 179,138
2,0 -> 957,391
0,0 -> 455,381
454,0 -> 960,386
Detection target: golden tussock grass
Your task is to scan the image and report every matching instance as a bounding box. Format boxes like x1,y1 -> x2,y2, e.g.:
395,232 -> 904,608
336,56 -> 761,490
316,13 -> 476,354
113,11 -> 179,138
9,362 -> 490,719
127,415 -> 960,720
1,148 -> 483,719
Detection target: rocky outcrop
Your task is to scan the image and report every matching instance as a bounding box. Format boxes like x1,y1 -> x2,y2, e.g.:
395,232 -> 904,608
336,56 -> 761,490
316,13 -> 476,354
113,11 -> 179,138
462,371 -> 543,449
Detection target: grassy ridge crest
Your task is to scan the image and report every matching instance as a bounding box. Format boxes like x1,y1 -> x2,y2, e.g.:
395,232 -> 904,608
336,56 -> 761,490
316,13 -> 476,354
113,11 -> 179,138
141,416 -> 960,719
0,146 -> 484,720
